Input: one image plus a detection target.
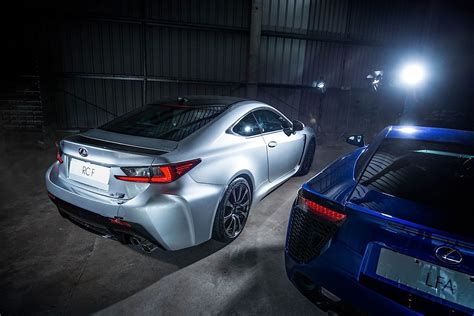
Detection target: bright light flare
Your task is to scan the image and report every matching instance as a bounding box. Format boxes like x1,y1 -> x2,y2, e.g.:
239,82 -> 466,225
399,126 -> 417,134
399,63 -> 426,86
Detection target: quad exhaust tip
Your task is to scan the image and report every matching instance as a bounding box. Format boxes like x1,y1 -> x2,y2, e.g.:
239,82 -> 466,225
129,236 -> 158,253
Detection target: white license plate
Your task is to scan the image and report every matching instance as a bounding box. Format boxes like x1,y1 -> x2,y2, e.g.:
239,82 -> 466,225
69,158 -> 110,191
376,248 -> 474,309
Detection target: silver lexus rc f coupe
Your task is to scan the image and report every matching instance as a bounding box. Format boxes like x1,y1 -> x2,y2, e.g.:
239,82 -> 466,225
46,96 -> 316,251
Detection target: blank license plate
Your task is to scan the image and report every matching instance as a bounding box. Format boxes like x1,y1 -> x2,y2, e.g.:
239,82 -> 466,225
376,248 -> 474,309
69,158 -> 110,191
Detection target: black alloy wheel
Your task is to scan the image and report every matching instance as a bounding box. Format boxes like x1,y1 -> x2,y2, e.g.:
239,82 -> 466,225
213,177 -> 252,242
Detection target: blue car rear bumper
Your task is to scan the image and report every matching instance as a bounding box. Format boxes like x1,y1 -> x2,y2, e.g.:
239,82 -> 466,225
285,246 -> 420,316
285,216 -> 474,316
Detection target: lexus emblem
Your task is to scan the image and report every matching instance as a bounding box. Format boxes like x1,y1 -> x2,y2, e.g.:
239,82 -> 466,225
435,246 -> 462,265
78,147 -> 88,157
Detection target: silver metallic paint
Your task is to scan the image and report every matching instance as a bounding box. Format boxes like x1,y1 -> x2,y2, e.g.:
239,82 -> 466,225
45,100 -> 315,250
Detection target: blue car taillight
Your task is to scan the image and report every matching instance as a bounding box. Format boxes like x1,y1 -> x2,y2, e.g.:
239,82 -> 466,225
296,194 -> 347,222
287,191 -> 347,263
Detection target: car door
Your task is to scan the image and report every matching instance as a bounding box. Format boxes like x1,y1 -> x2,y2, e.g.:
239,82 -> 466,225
253,109 -> 305,182
229,112 -> 269,190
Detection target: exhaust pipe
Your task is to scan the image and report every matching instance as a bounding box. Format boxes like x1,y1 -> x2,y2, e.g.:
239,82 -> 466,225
129,236 -> 158,253
140,239 -> 157,253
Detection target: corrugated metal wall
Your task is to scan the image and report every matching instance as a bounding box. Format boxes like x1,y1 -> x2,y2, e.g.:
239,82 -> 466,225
258,0 -> 430,140
33,0 -> 431,140
37,0 -> 250,131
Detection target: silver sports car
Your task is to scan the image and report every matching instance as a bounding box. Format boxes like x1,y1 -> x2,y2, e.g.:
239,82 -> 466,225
46,96 -> 315,251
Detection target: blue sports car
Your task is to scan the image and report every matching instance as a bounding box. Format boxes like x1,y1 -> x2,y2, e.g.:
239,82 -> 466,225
285,126 -> 474,315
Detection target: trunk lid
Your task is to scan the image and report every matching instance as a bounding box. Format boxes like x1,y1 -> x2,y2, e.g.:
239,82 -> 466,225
348,185 -> 474,242
58,129 -> 177,200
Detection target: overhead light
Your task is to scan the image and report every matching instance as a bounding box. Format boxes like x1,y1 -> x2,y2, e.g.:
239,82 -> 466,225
399,63 -> 426,86
366,70 -> 383,91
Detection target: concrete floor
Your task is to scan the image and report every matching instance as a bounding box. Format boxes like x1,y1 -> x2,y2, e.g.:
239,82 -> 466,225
0,136 -> 353,315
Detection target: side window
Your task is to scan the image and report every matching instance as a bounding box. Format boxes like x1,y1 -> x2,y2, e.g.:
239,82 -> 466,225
253,110 -> 290,133
232,113 -> 261,136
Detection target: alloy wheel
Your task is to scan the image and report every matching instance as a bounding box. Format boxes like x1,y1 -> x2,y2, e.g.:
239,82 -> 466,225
223,183 -> 250,238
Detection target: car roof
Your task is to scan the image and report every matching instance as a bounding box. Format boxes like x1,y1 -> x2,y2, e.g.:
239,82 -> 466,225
386,125 -> 474,146
149,95 -> 248,108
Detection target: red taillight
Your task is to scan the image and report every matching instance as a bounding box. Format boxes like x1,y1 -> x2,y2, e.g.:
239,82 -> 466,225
149,166 -> 173,183
55,141 -> 64,164
115,159 -> 201,184
297,195 -> 346,222
174,162 -> 197,176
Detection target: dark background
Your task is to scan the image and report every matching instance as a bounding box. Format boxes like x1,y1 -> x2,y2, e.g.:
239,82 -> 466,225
0,2 -> 472,314
1,0 -> 473,143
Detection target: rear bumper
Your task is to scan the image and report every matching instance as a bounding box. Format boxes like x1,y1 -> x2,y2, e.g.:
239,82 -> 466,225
45,163 -> 225,250
286,240 -> 473,316
285,205 -> 474,315
285,252 -> 420,316
48,193 -> 164,249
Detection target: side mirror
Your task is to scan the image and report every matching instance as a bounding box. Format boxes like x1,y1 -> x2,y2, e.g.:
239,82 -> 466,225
282,120 -> 293,136
346,134 -> 365,147
292,120 -> 304,132
283,127 -> 292,136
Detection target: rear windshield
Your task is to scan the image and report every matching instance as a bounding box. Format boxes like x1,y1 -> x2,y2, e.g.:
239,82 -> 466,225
357,138 -> 474,228
100,104 -> 227,141
359,139 -> 474,208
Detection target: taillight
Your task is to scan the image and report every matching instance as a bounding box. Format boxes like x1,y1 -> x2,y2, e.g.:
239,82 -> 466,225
55,141 -> 64,164
296,194 -> 346,222
115,159 -> 201,184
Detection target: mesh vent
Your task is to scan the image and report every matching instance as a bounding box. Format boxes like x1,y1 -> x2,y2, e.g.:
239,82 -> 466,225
287,207 -> 338,263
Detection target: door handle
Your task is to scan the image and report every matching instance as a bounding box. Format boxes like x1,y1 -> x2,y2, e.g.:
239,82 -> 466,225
268,141 -> 278,148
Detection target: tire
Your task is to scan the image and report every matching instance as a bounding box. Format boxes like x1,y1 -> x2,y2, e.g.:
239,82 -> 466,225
212,177 -> 252,243
295,138 -> 315,176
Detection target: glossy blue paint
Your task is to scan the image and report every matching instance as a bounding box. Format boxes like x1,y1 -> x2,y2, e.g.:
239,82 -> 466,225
302,147 -> 364,204
387,125 -> 474,146
285,125 -> 474,315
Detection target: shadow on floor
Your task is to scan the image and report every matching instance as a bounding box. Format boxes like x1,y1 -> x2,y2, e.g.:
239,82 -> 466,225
215,245 -> 313,315
0,142 -> 229,315
0,139 -> 350,315
0,225 -> 229,315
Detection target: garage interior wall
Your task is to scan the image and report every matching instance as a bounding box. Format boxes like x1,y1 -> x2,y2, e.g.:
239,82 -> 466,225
2,0 -> 437,142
